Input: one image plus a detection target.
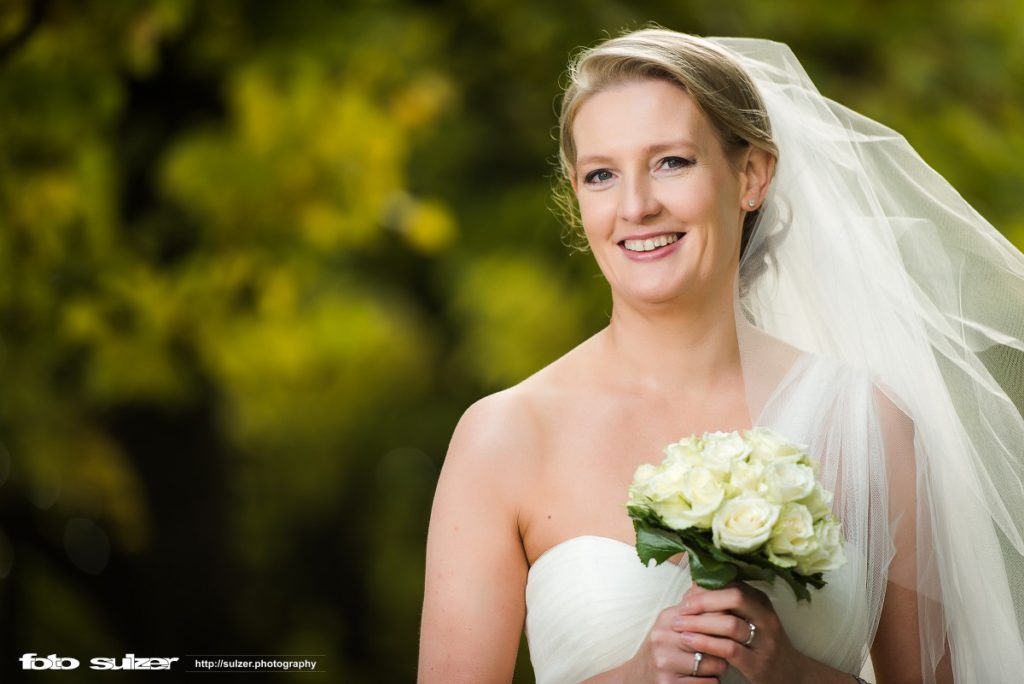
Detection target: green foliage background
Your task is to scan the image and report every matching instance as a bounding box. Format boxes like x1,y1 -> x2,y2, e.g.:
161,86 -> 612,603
0,1 -> 1021,682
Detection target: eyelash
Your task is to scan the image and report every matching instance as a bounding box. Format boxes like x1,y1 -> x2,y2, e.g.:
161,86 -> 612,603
584,169 -> 614,184
582,156 -> 695,185
660,156 -> 694,170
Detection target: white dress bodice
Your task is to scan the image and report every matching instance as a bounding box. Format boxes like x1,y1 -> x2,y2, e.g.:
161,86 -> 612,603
525,354 -> 876,683
525,535 -> 866,683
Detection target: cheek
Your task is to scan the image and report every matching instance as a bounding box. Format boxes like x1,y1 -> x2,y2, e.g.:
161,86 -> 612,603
698,172 -> 743,239
663,166 -> 728,214
661,183 -> 724,230
672,189 -> 713,217
578,194 -> 616,234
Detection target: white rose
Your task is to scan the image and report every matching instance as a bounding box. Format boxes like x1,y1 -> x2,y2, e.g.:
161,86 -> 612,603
701,431 -> 751,477
649,466 -> 724,530
799,482 -> 834,521
727,459 -> 766,497
765,462 -> 817,504
796,518 -> 846,575
646,461 -> 689,501
627,463 -> 659,506
768,503 -> 818,558
663,437 -> 704,468
745,427 -> 807,465
712,495 -> 781,553
766,546 -> 798,568
680,467 -> 726,525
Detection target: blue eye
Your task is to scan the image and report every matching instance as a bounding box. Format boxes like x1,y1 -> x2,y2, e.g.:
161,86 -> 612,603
661,156 -> 694,170
583,169 -> 614,184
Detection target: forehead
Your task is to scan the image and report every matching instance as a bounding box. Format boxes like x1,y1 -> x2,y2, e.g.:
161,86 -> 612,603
572,79 -> 712,158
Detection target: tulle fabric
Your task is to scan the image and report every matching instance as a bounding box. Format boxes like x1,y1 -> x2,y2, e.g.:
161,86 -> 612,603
722,37 -> 1024,681
526,35 -> 1024,683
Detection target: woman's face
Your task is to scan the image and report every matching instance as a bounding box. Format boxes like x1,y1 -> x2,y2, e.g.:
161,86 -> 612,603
571,79 -> 748,308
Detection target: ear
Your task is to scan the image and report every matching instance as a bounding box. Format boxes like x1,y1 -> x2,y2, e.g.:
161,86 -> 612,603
739,147 -> 775,210
569,171 -> 579,195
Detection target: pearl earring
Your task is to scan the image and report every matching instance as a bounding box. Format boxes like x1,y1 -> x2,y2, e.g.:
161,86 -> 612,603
747,199 -> 756,208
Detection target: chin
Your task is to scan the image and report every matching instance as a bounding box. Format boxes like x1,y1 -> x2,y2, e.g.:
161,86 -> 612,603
618,282 -> 690,307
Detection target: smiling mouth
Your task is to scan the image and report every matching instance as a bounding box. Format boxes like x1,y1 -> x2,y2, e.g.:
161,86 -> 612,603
619,232 -> 685,253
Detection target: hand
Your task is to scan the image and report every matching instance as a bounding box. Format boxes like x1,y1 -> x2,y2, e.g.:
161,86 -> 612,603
672,582 -> 814,684
616,602 -> 730,683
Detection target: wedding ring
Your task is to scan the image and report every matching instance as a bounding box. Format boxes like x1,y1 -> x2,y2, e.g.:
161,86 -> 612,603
691,651 -> 703,676
744,621 -> 757,646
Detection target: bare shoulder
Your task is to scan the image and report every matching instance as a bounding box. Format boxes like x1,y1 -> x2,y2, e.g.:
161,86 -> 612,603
450,386 -> 543,461
446,333 -> 600,476
418,341 -> 600,683
441,390 -> 542,506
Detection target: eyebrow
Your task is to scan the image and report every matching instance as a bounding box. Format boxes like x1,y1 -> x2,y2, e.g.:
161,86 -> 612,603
576,139 -> 700,167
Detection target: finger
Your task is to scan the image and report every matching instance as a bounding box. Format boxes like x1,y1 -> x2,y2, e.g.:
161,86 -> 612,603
731,581 -> 773,609
663,651 -> 729,679
680,583 -> 770,622
670,613 -> 751,643
674,587 -> 725,620
679,631 -> 751,670
657,603 -> 696,632
645,642 -> 706,675
684,582 -> 708,596
682,651 -> 728,678
690,581 -> 767,601
680,585 -> 746,615
680,582 -> 709,604
670,607 -> 731,624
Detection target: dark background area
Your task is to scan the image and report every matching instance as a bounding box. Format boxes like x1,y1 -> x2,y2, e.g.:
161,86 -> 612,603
0,0 -> 1021,682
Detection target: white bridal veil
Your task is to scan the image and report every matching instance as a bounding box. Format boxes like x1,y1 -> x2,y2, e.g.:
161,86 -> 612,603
713,37 -> 1024,682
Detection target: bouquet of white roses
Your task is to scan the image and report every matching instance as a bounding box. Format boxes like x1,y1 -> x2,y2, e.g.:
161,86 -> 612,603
626,428 -> 845,602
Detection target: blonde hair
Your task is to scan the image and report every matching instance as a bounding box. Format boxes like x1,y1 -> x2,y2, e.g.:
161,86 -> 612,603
554,28 -> 779,253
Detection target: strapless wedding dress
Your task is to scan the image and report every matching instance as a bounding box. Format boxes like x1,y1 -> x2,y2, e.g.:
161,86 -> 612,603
525,354 -> 878,683
525,535 -> 866,683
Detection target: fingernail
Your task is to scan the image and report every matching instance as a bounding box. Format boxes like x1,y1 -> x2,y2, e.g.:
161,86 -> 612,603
680,632 -> 696,645
671,619 -> 686,631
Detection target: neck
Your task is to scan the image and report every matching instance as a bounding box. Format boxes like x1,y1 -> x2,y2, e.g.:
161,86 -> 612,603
601,285 -> 742,397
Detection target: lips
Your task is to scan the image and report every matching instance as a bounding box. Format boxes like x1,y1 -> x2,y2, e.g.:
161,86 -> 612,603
619,232 -> 685,253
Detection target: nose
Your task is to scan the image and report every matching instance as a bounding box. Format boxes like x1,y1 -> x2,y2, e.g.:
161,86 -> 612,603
617,173 -> 662,224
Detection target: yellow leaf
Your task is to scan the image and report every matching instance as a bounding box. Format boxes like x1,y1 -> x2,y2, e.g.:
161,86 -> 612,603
403,200 -> 456,254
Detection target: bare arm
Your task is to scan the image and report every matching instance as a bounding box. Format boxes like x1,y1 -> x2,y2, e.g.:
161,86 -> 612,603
418,394 -> 535,684
870,388 -> 953,684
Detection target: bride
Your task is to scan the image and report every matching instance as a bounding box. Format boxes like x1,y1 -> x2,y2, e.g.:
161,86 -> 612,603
418,28 -> 1024,683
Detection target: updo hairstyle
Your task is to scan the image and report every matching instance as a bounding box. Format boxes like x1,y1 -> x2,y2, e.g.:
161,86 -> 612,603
554,28 -> 779,261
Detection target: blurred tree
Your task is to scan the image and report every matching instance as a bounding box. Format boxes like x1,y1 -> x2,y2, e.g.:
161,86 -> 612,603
0,0 -> 1020,682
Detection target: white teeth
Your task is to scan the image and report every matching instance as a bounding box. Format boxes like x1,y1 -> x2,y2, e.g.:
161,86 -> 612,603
623,233 -> 681,252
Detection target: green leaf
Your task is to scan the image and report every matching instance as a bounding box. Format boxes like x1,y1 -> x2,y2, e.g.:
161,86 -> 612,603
628,508 -> 828,602
775,567 -> 812,603
633,518 -> 686,565
678,527 -> 736,564
686,546 -> 739,589
626,504 -> 663,528
733,561 -> 777,584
